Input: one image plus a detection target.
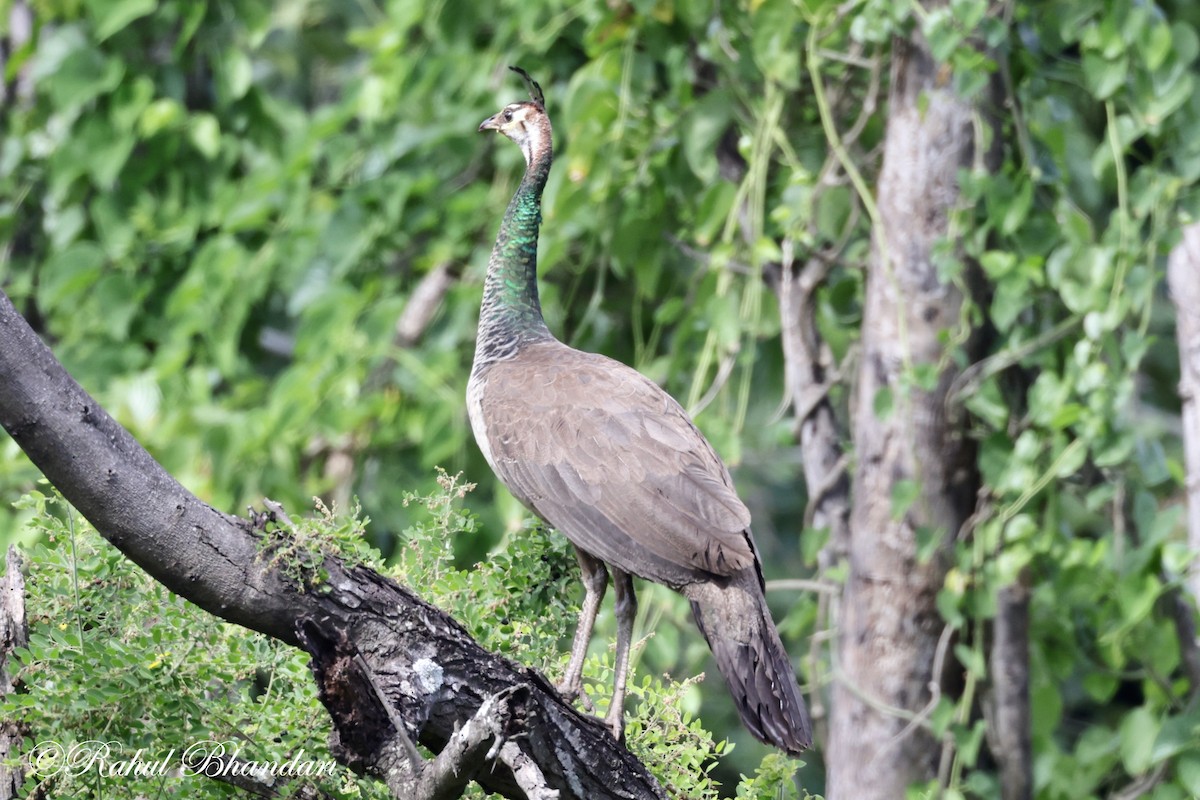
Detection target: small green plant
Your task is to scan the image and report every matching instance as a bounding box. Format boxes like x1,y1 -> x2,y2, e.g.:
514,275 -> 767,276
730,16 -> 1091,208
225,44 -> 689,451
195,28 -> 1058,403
257,494 -> 384,589
4,487 -> 385,799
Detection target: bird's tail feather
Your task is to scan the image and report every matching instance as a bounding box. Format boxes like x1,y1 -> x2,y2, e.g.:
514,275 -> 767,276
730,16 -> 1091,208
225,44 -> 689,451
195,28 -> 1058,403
686,573 -> 812,754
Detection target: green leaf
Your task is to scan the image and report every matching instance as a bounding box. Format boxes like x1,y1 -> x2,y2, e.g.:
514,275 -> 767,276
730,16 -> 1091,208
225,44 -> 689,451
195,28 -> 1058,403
1119,707 -> 1158,774
962,376 -> 1008,428
1178,753 -> 1200,797
217,49 -> 254,103
42,39 -> 125,110
1081,672 -> 1117,703
873,386 -> 894,419
751,0 -> 801,87
38,242 -> 107,311
682,91 -> 733,184
991,274 -> 1028,332
924,7 -> 962,63
1149,709 -> 1200,764
1082,52 -> 1127,99
891,478 -> 921,520
953,644 -> 986,679
188,113 -> 222,160
1173,21 -> 1200,67
815,185 -> 852,242
694,183 -> 737,246
937,585 -> 965,629
915,525 -> 943,562
979,250 -> 1016,278
91,0 -> 157,41
98,274 -> 143,338
1143,72 -> 1193,126
74,117 -> 136,189
1142,22 -> 1174,71
1053,439 -> 1088,478
139,98 -> 184,136
1000,178 -> 1034,235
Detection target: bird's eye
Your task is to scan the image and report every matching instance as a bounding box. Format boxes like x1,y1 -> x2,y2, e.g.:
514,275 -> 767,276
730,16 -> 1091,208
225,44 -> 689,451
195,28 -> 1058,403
503,110 -> 514,123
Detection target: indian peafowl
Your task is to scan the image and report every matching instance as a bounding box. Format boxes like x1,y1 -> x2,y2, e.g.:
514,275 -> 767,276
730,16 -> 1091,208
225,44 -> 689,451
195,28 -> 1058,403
468,67 -> 812,755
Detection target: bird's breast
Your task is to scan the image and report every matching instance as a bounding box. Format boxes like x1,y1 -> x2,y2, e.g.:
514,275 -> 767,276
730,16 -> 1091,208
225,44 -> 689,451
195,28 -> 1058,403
466,372 -> 498,472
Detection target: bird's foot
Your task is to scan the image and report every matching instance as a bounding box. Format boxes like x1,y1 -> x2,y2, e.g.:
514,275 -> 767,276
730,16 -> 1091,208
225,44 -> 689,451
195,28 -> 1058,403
603,706 -> 625,743
556,678 -> 596,713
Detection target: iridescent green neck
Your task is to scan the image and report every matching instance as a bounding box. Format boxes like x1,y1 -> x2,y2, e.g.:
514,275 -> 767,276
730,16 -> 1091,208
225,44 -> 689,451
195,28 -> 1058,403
475,151 -> 554,365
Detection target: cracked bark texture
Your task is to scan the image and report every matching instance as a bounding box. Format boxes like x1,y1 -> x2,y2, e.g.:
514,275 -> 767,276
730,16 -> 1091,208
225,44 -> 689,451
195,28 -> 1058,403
826,26 -> 997,798
0,288 -> 665,800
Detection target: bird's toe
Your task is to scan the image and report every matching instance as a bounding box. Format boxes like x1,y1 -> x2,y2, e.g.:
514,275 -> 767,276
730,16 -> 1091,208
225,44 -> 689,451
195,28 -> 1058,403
556,678 -> 596,713
603,708 -> 625,743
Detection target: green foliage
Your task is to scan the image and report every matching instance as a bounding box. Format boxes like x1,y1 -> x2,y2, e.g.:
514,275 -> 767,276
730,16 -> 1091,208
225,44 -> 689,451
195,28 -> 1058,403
259,496 -> 384,588
916,1 -> 1200,797
3,488 -> 388,800
802,0 -> 1200,797
736,751 -> 817,800
392,469 -> 578,664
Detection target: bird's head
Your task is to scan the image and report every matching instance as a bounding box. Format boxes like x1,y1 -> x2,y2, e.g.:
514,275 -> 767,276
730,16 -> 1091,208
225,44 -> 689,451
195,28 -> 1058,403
479,67 -> 551,167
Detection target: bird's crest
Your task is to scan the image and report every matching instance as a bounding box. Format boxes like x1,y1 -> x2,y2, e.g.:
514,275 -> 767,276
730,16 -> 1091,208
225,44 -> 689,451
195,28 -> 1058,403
508,65 -> 545,109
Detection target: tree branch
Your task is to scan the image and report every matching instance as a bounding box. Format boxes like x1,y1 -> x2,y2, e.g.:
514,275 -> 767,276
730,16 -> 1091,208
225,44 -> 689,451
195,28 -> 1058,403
1,547 -> 29,800
764,245 -> 852,564
986,574 -> 1032,800
0,290 -> 665,800
1167,223 -> 1200,609
394,262 -> 458,349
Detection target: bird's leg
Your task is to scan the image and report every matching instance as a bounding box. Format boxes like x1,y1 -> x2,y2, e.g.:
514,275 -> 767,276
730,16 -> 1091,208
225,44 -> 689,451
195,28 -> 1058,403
604,567 -> 637,742
559,548 -> 608,710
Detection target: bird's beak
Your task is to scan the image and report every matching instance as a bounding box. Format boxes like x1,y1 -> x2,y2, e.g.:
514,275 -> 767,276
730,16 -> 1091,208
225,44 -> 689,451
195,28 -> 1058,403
478,113 -> 502,133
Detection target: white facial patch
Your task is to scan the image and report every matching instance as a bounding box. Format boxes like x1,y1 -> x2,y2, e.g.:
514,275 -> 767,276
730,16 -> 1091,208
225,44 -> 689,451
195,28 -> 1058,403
502,104 -> 546,166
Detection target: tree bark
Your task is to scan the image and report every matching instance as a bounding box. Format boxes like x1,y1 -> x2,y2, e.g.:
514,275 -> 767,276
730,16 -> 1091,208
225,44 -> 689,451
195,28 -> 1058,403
768,252 -> 851,563
1168,223 -> 1200,608
0,289 -> 665,800
765,251 -> 852,742
826,26 -> 996,798
1,547 -> 29,800
988,576 -> 1032,800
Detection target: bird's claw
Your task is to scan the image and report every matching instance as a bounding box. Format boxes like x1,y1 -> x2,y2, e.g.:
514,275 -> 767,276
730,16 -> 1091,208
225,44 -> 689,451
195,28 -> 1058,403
603,709 -> 624,743
556,678 -> 596,713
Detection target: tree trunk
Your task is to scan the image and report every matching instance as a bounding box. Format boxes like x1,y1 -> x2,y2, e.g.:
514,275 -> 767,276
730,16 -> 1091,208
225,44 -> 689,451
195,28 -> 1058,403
988,576 -> 1032,800
0,548 -> 28,800
1168,223 -> 1200,608
826,26 -> 996,798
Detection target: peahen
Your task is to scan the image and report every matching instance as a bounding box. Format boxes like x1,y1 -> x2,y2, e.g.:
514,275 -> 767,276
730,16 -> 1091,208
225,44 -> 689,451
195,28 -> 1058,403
468,66 -> 812,755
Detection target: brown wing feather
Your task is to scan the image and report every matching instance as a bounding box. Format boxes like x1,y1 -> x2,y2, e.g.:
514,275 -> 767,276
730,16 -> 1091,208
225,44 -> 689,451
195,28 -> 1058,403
479,340 -> 755,586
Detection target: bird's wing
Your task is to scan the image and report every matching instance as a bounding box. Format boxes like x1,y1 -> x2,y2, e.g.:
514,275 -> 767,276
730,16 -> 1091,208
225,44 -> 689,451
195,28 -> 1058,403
479,341 -> 756,584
